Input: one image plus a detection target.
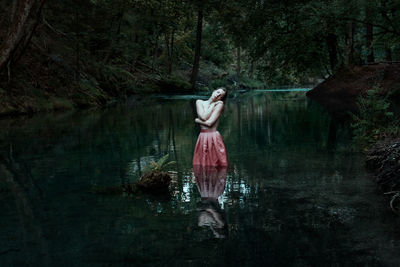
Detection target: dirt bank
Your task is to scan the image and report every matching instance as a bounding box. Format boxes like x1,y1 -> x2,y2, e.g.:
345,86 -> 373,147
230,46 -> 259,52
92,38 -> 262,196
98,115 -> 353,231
366,137 -> 400,213
306,63 -> 400,116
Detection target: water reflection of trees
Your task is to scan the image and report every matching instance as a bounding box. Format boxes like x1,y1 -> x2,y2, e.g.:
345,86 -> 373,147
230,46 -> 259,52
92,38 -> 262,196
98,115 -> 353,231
0,152 -> 51,266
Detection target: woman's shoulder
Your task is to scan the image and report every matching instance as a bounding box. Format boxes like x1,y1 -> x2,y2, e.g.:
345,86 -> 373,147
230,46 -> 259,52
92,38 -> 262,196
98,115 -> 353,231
196,99 -> 204,105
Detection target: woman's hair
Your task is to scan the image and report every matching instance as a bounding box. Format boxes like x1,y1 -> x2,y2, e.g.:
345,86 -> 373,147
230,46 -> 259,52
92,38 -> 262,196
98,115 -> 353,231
217,87 -> 228,103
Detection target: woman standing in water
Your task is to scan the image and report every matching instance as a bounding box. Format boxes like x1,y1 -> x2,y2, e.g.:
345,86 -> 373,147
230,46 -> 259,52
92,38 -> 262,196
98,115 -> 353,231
193,87 -> 228,167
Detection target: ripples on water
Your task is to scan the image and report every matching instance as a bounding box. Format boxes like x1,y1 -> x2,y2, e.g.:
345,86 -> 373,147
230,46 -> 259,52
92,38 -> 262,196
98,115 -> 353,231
1,91 -> 400,266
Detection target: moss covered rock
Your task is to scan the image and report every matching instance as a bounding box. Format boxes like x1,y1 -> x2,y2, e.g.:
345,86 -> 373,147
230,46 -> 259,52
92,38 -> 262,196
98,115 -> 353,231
136,171 -> 171,192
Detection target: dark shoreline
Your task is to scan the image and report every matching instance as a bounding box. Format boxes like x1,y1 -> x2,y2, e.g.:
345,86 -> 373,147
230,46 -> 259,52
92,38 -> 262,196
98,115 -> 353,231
307,64 -> 400,211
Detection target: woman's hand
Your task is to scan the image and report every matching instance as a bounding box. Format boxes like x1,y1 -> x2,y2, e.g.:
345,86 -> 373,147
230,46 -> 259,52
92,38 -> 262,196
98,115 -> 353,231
195,118 -> 202,124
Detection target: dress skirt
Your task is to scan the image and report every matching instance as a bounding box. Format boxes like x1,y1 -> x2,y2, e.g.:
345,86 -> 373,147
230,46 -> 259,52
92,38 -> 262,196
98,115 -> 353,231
192,129 -> 228,167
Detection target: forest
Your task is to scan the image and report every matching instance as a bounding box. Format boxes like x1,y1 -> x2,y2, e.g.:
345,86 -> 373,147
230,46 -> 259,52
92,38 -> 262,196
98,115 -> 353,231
0,0 -> 399,114
3,1 -> 400,265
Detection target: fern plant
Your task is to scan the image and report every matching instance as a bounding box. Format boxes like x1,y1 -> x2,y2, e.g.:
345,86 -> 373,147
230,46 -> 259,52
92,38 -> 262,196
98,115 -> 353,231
142,154 -> 176,174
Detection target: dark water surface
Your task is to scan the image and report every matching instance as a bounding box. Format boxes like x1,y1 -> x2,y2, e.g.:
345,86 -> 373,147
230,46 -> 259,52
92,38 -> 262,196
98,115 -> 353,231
1,91 -> 400,266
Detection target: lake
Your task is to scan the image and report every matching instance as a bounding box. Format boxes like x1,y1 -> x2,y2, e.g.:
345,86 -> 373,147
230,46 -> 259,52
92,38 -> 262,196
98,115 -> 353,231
1,90 -> 400,266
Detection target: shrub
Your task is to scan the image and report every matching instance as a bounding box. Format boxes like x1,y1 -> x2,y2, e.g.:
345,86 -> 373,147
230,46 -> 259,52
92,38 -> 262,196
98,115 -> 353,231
157,76 -> 191,94
350,87 -> 400,150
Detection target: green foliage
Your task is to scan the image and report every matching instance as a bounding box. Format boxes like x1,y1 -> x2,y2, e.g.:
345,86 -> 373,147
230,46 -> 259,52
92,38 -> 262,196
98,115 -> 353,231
94,62 -> 138,95
2,0 -> 400,108
238,77 -> 266,89
350,88 -> 400,150
157,76 -> 191,94
209,78 -> 230,89
201,22 -> 232,68
142,154 -> 176,174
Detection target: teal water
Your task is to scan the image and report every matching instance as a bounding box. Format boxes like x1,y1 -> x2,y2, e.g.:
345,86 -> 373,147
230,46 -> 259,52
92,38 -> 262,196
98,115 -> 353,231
1,91 -> 400,266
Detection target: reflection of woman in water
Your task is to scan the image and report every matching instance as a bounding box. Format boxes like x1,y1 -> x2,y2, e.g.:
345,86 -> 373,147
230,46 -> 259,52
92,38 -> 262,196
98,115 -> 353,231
193,87 -> 228,167
193,87 -> 229,238
194,165 -> 228,239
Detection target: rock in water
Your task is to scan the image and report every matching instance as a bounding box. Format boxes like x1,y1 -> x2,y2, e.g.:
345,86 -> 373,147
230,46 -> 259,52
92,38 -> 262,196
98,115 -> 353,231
136,171 -> 171,192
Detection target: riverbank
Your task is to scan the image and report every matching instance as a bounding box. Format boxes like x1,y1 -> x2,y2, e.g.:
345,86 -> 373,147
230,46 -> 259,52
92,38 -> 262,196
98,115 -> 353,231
0,48 -> 265,117
307,63 -> 400,210
366,137 -> 400,191
366,137 -> 400,213
0,45 -> 189,117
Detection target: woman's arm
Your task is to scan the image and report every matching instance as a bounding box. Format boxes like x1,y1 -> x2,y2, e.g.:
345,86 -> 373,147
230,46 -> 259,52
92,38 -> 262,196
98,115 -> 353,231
195,103 -> 224,127
196,100 -> 215,121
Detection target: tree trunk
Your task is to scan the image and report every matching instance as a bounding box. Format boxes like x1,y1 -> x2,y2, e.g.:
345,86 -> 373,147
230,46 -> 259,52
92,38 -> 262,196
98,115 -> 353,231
75,7 -> 80,81
165,30 -> 175,76
165,33 -> 170,69
168,31 -> 174,75
366,7 -> 375,63
103,10 -> 124,63
0,0 -> 46,72
366,24 -> 374,63
345,21 -> 354,66
236,46 -> 241,78
249,58 -> 254,79
190,8 -> 203,90
326,33 -> 338,71
385,47 -> 392,62
152,32 -> 159,69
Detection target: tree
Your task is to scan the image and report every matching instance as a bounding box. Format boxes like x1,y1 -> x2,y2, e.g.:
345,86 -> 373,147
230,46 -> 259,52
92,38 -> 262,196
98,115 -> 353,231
190,6 -> 204,90
365,3 -> 375,63
0,0 -> 46,74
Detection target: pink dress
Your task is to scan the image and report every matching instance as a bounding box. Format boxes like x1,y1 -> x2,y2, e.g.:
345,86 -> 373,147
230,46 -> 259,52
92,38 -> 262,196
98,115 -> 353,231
192,129 -> 228,167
